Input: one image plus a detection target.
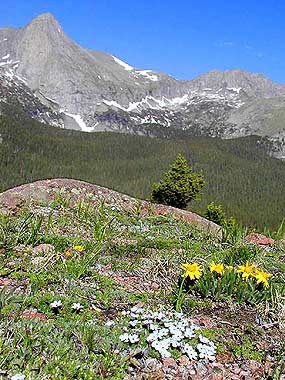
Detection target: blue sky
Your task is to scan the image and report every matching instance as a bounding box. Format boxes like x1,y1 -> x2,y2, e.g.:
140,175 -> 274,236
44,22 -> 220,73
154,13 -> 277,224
1,0 -> 284,82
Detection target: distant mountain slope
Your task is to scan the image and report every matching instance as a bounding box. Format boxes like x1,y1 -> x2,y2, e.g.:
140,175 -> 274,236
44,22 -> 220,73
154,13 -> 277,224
0,13 -> 284,159
0,106 -> 284,230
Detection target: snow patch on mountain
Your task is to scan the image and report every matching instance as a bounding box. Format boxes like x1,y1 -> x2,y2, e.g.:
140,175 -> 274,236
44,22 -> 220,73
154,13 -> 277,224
111,56 -> 158,81
101,94 -> 190,113
64,112 -> 93,132
103,99 -> 126,111
102,94 -> 193,112
135,70 -> 158,82
112,56 -> 134,71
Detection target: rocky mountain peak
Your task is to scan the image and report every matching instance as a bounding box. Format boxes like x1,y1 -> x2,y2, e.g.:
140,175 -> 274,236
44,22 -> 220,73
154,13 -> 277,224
25,13 -> 62,32
189,68 -> 283,99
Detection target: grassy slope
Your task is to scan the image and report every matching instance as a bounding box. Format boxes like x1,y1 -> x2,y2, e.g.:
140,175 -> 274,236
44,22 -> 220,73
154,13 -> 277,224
0,107 -> 284,230
0,196 -> 284,378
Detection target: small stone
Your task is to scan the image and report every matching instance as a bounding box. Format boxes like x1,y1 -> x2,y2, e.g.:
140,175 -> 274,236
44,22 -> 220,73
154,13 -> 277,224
150,282 -> 160,291
21,311 -> 47,321
245,232 -> 274,246
162,357 -> 178,369
31,244 -> 55,255
179,355 -> 190,366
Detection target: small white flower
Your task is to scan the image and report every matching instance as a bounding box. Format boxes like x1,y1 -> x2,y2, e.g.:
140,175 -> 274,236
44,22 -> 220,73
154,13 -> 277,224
184,327 -> 195,338
129,319 -> 139,327
199,334 -> 211,344
168,337 -> 181,348
130,306 -> 144,314
151,341 -> 172,358
169,325 -> 182,336
156,312 -> 166,320
50,300 -> 62,309
160,349 -> 172,358
197,342 -> 216,361
119,333 -> 129,342
164,321 -> 174,328
129,334 -> 139,343
190,323 -> 199,331
183,343 -> 198,360
151,339 -> 171,356
71,302 -> 83,311
11,375 -> 25,380
86,319 -> 96,326
174,311 -> 184,319
171,332 -> 184,342
119,333 -> 139,344
150,311 -> 165,320
147,331 -> 160,342
105,320 -> 114,327
157,328 -> 169,337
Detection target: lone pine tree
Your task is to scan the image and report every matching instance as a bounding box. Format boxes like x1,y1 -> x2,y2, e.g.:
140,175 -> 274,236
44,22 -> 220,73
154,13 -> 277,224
149,153 -> 205,209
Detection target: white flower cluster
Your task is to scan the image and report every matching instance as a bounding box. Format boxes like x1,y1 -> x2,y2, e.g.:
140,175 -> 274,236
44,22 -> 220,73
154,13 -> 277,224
117,306 -> 217,361
49,300 -> 83,312
71,302 -> 83,311
196,334 -> 216,361
119,333 -> 140,344
11,375 -> 25,380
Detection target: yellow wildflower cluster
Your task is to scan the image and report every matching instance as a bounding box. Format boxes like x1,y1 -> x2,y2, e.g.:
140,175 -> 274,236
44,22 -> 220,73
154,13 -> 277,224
181,261 -> 272,288
237,261 -> 272,287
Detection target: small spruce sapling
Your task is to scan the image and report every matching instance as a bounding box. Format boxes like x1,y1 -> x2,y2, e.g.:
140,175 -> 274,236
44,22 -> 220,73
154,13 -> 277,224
149,154 -> 205,209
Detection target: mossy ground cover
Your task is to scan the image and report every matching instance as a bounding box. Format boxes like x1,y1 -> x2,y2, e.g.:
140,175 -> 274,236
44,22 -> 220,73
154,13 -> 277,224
0,194 -> 284,379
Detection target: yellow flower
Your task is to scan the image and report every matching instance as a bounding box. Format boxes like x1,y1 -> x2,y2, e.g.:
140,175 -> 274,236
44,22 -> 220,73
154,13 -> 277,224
210,262 -> 225,275
226,265 -> 234,270
73,245 -> 85,252
65,250 -> 72,257
181,262 -> 202,280
237,261 -> 256,281
254,269 -> 272,288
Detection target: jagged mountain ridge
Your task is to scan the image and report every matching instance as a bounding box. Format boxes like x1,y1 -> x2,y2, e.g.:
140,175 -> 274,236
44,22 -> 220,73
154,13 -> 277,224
0,13 -> 284,158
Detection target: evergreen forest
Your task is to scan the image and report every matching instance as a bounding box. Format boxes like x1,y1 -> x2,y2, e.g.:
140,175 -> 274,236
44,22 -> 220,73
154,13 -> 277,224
0,104 -> 284,231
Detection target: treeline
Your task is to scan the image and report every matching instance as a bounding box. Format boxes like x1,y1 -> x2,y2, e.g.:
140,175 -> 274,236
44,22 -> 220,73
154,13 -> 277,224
0,104 -> 284,230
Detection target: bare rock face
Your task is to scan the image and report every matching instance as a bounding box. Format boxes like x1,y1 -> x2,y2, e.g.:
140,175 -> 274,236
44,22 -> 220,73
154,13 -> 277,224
0,13 -> 284,158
